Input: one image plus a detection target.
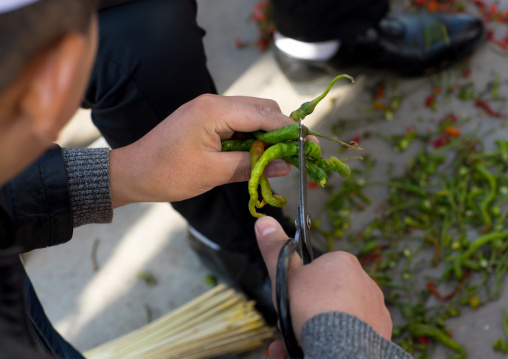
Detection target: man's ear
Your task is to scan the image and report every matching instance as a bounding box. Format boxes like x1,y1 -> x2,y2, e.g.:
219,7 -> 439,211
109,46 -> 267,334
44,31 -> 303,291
20,32 -> 89,143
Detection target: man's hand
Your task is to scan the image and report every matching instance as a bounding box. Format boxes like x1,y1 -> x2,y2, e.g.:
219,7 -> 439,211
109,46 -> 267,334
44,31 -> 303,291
255,216 -> 393,359
109,94 -> 295,207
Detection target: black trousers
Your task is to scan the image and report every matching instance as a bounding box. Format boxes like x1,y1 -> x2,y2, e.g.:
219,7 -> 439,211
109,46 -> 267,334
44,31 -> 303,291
84,0 -> 293,257
273,0 -> 389,42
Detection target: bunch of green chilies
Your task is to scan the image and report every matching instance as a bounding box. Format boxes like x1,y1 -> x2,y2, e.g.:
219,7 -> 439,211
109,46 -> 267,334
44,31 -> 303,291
221,74 -> 360,218
316,123 -> 508,358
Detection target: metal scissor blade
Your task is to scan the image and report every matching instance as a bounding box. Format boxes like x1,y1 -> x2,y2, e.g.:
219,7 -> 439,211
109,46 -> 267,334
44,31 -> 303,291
297,117 -> 313,263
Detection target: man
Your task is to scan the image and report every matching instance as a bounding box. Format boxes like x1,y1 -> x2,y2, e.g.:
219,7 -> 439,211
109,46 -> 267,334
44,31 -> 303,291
0,0 -> 411,358
85,0 -> 485,322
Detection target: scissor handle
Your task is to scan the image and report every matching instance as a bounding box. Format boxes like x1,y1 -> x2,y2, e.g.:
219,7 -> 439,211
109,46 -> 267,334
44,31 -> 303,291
276,237 -> 304,359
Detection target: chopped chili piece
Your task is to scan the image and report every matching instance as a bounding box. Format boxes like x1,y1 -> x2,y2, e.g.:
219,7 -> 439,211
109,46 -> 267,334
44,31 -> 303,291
308,181 -> 319,189
444,126 -> 461,137
425,96 -> 435,107
426,281 -> 445,300
475,99 -> 507,118
431,134 -> 451,148
350,135 -> 361,144
418,336 -> 430,345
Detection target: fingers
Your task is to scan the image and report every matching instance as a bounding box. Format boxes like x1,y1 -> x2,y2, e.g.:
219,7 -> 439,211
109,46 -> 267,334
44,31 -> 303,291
254,216 -> 289,285
212,152 -> 291,184
197,95 -> 295,137
264,159 -> 292,178
305,135 -> 319,144
255,216 -> 302,285
268,340 -> 287,359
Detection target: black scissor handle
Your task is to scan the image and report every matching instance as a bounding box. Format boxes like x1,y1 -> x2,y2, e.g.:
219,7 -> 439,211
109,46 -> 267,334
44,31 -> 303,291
276,238 -> 304,359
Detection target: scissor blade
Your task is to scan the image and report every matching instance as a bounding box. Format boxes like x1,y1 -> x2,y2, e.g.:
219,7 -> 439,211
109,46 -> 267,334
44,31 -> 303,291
297,117 -> 307,220
297,117 -> 313,263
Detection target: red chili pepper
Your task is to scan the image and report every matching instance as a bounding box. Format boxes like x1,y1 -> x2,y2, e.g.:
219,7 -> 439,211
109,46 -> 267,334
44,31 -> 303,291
428,1 -> 437,12
234,38 -> 244,48
406,125 -> 414,133
251,1 -> 268,23
350,135 -> 361,144
418,336 -> 430,345
431,134 -> 451,148
308,182 -> 319,189
257,37 -> 269,51
473,0 -> 486,8
444,126 -> 461,137
425,96 -> 435,107
415,0 -> 457,12
375,86 -> 385,100
448,113 -> 458,123
475,99 -> 507,118
372,101 -> 389,111
487,30 -> 508,50
426,281 -> 445,300
491,4 -> 500,16
353,231 -> 364,242
439,113 -> 458,124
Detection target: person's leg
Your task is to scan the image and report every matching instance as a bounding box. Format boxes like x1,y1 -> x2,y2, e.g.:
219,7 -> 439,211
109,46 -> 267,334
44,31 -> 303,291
273,0 -> 389,42
271,0 -> 485,80
84,0 -> 292,321
24,269 -> 85,359
84,0 -> 215,147
0,249 -> 83,359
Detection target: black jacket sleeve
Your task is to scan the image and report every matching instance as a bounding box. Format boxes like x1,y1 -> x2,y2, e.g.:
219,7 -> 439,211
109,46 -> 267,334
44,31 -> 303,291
0,146 -> 73,253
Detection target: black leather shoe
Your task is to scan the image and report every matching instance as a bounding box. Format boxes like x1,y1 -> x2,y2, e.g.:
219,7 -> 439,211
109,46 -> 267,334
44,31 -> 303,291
274,12 -> 486,82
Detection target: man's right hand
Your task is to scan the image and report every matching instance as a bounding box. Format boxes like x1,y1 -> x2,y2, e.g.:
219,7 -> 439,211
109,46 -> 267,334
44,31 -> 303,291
254,216 -> 393,358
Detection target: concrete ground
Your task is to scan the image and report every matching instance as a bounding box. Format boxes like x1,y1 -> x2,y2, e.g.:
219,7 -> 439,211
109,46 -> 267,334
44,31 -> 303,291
23,0 -> 508,358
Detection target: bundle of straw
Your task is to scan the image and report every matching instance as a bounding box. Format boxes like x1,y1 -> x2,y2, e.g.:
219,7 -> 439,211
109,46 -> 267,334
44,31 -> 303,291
84,284 -> 275,359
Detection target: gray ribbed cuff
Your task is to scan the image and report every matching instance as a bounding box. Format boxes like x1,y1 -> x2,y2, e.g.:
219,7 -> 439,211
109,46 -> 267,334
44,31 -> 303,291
301,312 -> 412,359
62,148 -> 113,228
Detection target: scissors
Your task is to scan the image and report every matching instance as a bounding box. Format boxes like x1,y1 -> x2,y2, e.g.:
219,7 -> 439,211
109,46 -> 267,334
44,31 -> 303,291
275,116 -> 314,359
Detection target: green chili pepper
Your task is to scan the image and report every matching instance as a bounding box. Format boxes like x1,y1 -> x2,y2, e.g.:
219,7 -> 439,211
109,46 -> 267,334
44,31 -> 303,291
304,141 -> 323,160
252,124 -> 303,144
462,231 -> 508,261
358,241 -> 379,257
493,338 -> 508,353
284,155 -> 328,187
409,324 -> 466,358
248,141 -> 322,217
315,156 -> 352,178
253,123 -> 363,151
475,163 -> 497,232
289,74 -> 355,121
387,181 -> 428,197
250,140 -> 287,209
221,139 -> 255,152
450,231 -> 508,279
502,307 -> 508,338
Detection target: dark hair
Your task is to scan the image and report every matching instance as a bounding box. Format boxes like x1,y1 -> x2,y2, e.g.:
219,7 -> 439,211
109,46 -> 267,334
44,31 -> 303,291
0,0 -> 97,93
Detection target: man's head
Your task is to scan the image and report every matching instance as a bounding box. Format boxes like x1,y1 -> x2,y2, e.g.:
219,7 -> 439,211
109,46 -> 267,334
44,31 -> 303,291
0,0 -> 98,184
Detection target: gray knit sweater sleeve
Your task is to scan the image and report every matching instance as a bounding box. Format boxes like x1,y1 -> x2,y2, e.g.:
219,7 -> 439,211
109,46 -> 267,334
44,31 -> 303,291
301,312 -> 413,359
62,148 -> 113,228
